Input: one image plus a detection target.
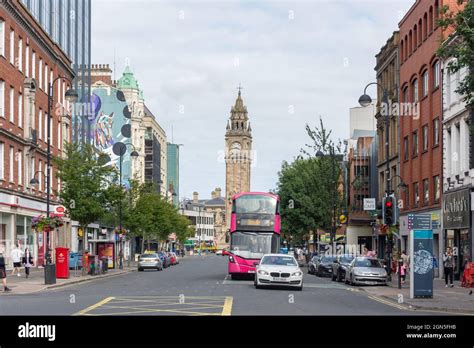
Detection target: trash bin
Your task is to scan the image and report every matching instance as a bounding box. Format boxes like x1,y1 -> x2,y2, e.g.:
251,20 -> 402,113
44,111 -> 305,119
44,264 -> 56,285
56,247 -> 70,279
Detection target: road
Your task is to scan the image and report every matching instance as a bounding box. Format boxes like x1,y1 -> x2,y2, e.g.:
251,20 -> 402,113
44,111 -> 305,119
0,255 -> 435,315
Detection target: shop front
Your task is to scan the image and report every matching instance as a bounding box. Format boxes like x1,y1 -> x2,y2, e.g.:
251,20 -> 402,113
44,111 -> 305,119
443,188 -> 472,281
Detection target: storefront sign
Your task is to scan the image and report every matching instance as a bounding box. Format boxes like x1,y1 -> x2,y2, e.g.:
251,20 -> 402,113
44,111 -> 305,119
410,230 -> 433,298
443,189 -> 470,229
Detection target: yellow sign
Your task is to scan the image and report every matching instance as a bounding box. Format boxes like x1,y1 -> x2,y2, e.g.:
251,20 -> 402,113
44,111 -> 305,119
339,215 -> 347,224
78,228 -> 83,237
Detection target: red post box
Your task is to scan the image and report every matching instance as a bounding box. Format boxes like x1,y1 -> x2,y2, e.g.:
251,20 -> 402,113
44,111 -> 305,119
55,247 -> 70,279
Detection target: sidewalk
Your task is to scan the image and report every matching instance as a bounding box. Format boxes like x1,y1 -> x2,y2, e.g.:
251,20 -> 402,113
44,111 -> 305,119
1,263 -> 137,295
358,277 -> 474,314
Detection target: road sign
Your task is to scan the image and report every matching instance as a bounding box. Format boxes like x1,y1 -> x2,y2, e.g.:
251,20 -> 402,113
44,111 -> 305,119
408,214 -> 432,230
363,198 -> 376,211
54,205 -> 66,217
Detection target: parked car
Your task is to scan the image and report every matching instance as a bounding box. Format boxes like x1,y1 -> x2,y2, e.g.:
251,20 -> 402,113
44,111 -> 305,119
307,255 -> 320,274
314,254 -> 336,277
345,257 -> 388,286
254,254 -> 303,291
69,252 -> 83,269
157,251 -> 170,268
331,254 -> 355,282
138,253 -> 163,272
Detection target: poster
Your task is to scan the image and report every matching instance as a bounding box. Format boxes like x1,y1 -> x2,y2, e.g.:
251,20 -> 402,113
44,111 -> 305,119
410,229 -> 434,298
97,243 -> 115,269
37,232 -> 45,266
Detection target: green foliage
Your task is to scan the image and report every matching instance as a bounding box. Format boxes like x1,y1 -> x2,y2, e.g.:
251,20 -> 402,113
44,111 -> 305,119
438,0 -> 474,107
54,142 -> 121,229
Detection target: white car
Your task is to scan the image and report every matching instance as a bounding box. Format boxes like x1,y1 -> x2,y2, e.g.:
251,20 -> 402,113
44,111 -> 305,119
254,254 -> 303,291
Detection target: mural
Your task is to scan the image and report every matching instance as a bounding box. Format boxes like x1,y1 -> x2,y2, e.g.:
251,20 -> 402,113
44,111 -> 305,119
90,87 -> 133,188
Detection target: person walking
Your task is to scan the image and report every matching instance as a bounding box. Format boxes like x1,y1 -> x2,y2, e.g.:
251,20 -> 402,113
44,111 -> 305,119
0,249 -> 11,292
11,245 -> 23,277
401,250 -> 409,284
443,247 -> 455,288
22,248 -> 34,279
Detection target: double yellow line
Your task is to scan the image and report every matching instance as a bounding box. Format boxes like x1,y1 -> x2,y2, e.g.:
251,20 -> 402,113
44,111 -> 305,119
367,295 -> 408,311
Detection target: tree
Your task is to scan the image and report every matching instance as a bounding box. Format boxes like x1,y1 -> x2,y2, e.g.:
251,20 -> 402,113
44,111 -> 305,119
438,0 -> 474,107
54,143 -> 121,274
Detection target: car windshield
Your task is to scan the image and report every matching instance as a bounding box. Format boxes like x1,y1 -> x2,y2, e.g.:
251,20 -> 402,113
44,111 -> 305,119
141,254 -> 157,258
321,256 -> 336,263
340,255 -> 355,263
230,232 -> 279,259
261,256 -> 297,266
234,195 -> 277,214
354,258 -> 382,268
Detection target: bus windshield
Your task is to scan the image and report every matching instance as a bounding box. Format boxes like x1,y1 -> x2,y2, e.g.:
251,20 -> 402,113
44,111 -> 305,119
235,195 -> 277,214
230,232 -> 279,259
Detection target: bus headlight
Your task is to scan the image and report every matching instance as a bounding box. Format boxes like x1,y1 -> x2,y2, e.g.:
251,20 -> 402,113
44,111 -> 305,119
291,271 -> 302,277
229,256 -> 235,263
258,270 -> 269,275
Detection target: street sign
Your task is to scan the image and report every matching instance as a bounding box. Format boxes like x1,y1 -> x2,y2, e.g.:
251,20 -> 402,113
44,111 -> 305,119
54,205 -> 66,217
410,229 -> 434,299
363,198 -> 376,211
408,214 -> 432,230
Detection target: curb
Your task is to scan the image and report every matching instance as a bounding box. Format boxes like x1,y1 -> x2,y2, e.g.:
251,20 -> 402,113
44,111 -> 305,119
46,269 -> 135,289
356,286 -> 474,314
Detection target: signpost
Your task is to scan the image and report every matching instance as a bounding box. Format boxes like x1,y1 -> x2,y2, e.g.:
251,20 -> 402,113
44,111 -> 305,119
409,214 -> 434,299
363,198 -> 376,211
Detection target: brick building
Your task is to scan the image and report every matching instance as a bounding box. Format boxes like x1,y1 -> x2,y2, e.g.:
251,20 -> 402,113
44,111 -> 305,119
398,0 -> 458,275
0,0 -> 74,266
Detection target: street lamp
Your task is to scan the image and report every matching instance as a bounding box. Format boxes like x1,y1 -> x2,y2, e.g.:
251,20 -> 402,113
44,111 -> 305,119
114,141 -> 139,269
359,81 -> 393,280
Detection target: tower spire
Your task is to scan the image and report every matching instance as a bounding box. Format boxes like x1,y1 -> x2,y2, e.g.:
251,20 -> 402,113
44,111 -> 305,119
237,83 -> 243,97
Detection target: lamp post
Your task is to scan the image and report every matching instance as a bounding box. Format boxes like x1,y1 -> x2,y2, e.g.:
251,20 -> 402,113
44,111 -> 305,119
32,77 -> 77,284
114,142 -> 139,269
359,81 -> 392,280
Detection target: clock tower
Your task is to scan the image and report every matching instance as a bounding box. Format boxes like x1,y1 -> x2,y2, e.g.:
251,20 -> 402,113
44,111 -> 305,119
225,86 -> 252,229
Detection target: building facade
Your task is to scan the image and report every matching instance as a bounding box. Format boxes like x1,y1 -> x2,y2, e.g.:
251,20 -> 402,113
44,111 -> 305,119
180,192 -> 215,251
225,89 -> 252,228
0,0 -> 75,266
167,143 -> 180,207
398,0 -> 458,277
19,0 -> 92,143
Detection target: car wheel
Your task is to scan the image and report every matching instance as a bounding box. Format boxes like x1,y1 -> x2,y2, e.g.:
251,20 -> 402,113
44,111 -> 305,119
138,268 -> 143,272
254,277 -> 261,289
297,283 -> 303,291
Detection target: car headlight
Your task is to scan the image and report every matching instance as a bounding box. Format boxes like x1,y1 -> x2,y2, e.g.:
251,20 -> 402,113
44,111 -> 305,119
258,270 -> 269,275
291,271 -> 302,277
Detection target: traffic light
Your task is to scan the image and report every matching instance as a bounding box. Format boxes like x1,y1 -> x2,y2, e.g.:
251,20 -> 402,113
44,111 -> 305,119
383,196 -> 396,226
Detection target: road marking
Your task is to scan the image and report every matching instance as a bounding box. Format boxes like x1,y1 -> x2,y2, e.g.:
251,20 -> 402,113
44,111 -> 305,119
73,296 -> 115,316
222,296 -> 233,316
367,295 -> 407,311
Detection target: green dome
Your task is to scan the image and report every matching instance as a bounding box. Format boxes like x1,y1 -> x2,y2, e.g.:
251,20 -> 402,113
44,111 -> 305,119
117,65 -> 139,90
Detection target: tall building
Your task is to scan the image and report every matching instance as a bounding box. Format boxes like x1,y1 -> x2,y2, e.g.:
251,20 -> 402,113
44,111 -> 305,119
167,143 -> 180,207
0,0 -> 75,266
398,0 -> 458,278
19,0 -> 92,143
225,88 -> 252,228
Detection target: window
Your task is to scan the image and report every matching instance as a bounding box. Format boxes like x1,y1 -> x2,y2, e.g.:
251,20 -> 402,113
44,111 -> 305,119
404,136 -> 409,160
38,110 -> 43,139
422,70 -> 428,97
9,87 -> 14,123
405,185 -> 410,209
18,150 -> 22,186
422,125 -> 428,151
433,118 -> 439,146
18,38 -> 22,72
38,161 -> 42,191
414,182 -> 420,207
0,20 -> 4,57
433,61 -> 440,88
44,113 -> 48,142
44,64 -> 48,91
9,146 -> 14,182
423,179 -> 429,205
9,29 -> 14,64
39,59 -> 43,90
18,93 -> 23,128
25,45 -> 29,77
412,79 -> 418,102
57,123 -> 61,148
0,142 -> 3,180
32,52 -> 36,79
433,175 -> 440,203
0,81 -> 4,118
413,131 -> 418,156
30,157 -> 35,188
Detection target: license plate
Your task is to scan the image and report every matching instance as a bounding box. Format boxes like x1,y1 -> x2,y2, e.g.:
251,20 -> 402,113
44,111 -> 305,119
248,270 -> 255,274
272,277 -> 281,281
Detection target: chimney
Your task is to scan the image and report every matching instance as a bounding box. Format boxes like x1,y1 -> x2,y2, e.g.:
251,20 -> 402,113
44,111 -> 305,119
215,188 -> 222,198
193,192 -> 199,203
91,63 -> 113,85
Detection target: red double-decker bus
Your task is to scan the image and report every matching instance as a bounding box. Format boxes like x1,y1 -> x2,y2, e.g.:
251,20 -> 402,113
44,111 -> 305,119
227,192 -> 280,279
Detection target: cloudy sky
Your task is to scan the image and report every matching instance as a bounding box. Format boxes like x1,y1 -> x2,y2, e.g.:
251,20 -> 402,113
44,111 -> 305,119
92,0 -> 413,200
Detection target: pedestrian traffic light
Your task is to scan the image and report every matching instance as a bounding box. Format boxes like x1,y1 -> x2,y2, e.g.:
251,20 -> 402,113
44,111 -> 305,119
383,196 -> 395,226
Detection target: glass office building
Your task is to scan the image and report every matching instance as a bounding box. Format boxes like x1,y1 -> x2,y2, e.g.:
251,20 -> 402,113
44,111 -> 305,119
167,143 -> 180,207
20,0 -> 92,143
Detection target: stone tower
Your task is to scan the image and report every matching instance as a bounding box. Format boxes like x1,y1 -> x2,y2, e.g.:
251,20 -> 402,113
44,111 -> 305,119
225,87 -> 252,228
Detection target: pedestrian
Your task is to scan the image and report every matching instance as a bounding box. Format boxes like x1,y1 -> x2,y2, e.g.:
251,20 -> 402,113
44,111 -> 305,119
22,248 -> 34,279
0,248 -> 11,292
443,247 -> 455,288
401,250 -> 409,284
11,245 -> 23,277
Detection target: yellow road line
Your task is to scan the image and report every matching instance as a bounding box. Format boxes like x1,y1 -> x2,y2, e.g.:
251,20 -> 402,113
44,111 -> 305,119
74,296 -> 115,316
367,295 -> 407,310
221,296 -> 233,316
93,306 -> 224,316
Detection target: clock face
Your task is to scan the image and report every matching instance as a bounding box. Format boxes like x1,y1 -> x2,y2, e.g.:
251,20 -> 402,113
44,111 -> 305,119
230,142 -> 241,156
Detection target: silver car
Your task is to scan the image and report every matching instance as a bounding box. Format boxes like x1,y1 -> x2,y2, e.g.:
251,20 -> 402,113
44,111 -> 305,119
138,253 -> 163,271
345,257 -> 387,285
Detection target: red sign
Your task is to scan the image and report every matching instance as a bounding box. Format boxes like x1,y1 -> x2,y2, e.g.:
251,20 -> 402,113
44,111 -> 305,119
55,206 -> 66,217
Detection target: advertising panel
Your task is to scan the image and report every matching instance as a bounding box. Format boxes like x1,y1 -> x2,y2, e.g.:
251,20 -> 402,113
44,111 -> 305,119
410,229 -> 434,298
